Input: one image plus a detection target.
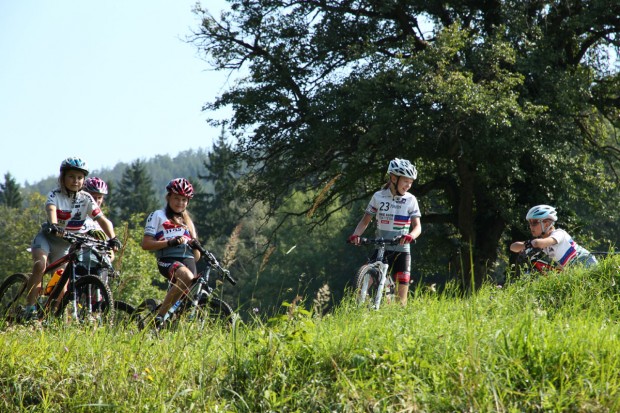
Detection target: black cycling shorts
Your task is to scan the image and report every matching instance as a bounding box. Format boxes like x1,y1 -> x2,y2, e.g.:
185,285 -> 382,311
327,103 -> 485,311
369,250 -> 411,284
156,257 -> 197,281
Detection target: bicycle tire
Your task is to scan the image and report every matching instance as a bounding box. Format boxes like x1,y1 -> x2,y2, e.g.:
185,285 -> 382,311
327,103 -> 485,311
353,264 -> 381,309
194,295 -> 234,327
135,298 -> 161,330
112,300 -> 137,328
0,273 -> 30,323
56,275 -> 114,325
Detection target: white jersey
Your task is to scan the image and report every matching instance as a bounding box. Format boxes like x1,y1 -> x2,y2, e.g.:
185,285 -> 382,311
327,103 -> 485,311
144,209 -> 194,259
82,217 -> 104,234
365,188 -> 421,252
46,189 -> 103,232
544,228 -> 591,268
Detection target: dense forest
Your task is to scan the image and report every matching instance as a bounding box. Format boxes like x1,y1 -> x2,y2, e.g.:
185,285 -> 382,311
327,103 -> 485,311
1,0 -> 619,318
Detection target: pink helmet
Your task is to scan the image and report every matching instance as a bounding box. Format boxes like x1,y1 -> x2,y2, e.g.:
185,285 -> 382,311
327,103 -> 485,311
84,177 -> 108,195
166,178 -> 194,199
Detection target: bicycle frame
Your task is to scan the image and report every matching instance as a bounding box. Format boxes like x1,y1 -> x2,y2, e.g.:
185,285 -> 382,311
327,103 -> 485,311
37,233 -> 112,319
158,244 -> 236,324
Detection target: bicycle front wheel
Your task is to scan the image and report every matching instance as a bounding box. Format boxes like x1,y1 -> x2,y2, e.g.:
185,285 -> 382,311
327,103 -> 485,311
353,264 -> 381,308
56,275 -> 114,325
0,273 -> 30,324
194,295 -> 234,328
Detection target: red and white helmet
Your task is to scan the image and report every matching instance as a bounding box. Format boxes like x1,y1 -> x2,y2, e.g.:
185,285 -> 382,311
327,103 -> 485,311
84,177 -> 108,195
166,178 -> 194,199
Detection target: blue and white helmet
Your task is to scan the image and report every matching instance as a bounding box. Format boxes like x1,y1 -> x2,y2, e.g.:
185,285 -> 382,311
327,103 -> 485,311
526,205 -> 557,222
387,158 -> 417,180
60,157 -> 89,176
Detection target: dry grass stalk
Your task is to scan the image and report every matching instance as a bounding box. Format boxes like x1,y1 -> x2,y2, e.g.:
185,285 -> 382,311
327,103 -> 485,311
259,245 -> 276,274
307,174 -> 341,218
223,223 -> 242,267
312,283 -> 331,316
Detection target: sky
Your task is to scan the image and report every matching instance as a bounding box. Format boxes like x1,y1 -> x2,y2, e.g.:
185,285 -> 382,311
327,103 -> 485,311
0,0 -> 234,185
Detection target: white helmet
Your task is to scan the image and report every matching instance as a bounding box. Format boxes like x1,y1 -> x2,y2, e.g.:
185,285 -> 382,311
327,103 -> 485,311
526,205 -> 557,221
387,158 -> 417,180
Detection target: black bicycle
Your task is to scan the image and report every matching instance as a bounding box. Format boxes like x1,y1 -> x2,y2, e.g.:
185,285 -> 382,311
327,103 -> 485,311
0,231 -> 115,325
116,242 -> 237,330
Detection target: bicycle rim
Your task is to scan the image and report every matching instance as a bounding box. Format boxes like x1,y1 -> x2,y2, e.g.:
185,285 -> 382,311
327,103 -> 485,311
195,295 -> 234,328
0,273 -> 30,324
57,275 -> 114,326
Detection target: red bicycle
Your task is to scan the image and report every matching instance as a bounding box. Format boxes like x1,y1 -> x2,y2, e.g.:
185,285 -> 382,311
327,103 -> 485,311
0,231 -> 115,325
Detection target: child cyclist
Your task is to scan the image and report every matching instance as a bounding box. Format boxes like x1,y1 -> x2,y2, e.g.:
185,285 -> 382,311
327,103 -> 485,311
81,176 -> 116,268
141,178 -> 202,328
510,204 -> 597,269
22,158 -> 121,320
81,177 -> 111,241
348,158 -> 422,305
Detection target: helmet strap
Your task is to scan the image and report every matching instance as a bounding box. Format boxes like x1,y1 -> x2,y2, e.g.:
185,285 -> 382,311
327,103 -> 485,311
540,221 -> 553,236
390,175 -> 405,196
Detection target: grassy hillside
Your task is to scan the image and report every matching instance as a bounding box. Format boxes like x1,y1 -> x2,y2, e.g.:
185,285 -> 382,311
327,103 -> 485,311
1,256 -> 620,412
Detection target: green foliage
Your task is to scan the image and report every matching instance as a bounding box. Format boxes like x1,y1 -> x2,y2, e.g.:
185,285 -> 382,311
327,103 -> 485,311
111,213 -> 167,305
0,193 -> 45,279
0,172 -> 23,208
109,159 -> 159,225
241,189 -> 368,317
193,131 -> 246,240
2,257 -> 620,411
193,0 -> 620,289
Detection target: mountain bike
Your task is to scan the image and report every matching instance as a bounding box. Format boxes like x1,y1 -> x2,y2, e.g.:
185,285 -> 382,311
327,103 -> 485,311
119,243 -> 237,331
0,231 -> 115,325
349,237 -> 402,310
514,242 -> 558,278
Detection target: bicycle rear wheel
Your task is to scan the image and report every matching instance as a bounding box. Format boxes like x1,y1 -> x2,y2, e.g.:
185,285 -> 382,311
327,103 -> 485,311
353,264 -> 381,309
56,275 -> 114,325
112,300 -> 137,328
0,273 -> 30,324
135,298 -> 161,330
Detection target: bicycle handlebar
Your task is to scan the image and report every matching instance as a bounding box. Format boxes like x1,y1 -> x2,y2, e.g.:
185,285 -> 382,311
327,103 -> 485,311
192,242 -> 237,286
43,227 -> 111,251
347,236 -> 409,246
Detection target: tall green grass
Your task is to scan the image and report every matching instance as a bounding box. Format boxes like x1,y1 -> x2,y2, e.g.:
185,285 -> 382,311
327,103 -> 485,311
1,256 -> 620,412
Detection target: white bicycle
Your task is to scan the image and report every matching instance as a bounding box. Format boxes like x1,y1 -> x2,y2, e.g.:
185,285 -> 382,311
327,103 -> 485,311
350,237 -> 402,310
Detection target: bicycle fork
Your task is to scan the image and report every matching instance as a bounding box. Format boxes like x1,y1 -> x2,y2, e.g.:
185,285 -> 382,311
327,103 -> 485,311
359,262 -> 389,310
372,262 -> 390,310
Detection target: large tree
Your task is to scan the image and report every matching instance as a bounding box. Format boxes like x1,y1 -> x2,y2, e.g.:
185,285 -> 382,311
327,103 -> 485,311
110,159 -> 159,225
192,0 -> 620,287
193,131 -> 248,241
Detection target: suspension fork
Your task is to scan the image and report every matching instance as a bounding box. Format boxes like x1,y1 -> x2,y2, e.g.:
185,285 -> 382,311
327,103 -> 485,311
373,262 -> 390,310
65,264 -> 83,320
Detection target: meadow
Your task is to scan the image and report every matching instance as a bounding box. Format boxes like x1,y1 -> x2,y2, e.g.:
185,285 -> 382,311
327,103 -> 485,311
1,256 -> 620,412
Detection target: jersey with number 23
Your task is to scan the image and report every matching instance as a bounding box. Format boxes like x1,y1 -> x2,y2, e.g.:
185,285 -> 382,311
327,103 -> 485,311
365,188 -> 421,253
